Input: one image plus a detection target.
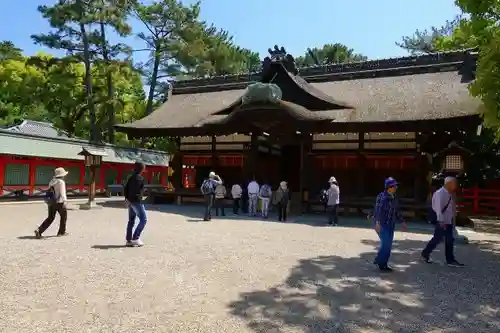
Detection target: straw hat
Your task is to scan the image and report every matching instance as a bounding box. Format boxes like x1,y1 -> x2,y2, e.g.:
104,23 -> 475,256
328,176 -> 337,183
54,167 -> 68,178
209,171 -> 216,178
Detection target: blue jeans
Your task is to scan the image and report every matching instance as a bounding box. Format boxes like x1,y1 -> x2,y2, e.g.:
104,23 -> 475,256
422,224 -> 455,263
374,225 -> 395,267
127,203 -> 147,241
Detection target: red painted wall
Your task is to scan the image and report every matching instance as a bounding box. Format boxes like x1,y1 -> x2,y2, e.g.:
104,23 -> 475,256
0,154 -> 171,197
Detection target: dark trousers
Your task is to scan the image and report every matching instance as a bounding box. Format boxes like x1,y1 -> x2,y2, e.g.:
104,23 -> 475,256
277,203 -> 287,221
203,194 -> 214,221
327,204 -> 339,225
422,224 -> 455,263
232,198 -> 240,214
374,225 -> 395,267
126,202 -> 147,241
241,196 -> 248,214
215,198 -> 225,216
38,203 -> 67,235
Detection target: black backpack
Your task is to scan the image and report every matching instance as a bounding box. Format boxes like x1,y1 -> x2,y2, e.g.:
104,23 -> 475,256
319,189 -> 328,204
44,186 -> 57,205
200,179 -> 215,195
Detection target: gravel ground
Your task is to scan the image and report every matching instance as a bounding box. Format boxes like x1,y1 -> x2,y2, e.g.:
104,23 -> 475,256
1,203 -> 499,333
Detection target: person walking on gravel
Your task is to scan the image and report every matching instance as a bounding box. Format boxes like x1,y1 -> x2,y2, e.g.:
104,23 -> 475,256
35,167 -> 69,238
422,177 -> 464,267
124,162 -> 148,247
373,177 -> 407,272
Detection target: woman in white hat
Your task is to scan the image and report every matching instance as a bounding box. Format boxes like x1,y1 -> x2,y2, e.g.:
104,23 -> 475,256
326,176 -> 340,226
35,167 -> 69,238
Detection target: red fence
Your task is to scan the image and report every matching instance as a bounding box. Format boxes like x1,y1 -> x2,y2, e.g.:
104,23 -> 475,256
457,186 -> 500,216
0,154 -> 171,198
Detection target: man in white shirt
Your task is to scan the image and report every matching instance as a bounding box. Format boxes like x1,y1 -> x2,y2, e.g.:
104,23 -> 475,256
422,177 -> 464,267
231,183 -> 243,214
247,179 -> 260,217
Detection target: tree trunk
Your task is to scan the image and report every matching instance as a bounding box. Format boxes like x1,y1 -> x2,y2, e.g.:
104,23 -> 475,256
100,21 -> 115,144
79,18 -> 97,142
141,49 -> 161,146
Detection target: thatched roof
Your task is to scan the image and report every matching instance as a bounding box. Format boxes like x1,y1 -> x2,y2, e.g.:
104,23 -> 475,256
117,68 -> 480,137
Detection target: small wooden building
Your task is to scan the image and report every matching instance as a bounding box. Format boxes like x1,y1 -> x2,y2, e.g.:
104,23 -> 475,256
0,120 -> 171,198
116,48 -> 481,211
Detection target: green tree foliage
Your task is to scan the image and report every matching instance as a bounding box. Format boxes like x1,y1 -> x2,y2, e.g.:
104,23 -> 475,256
295,43 -> 367,67
91,0 -> 134,144
1,0 -> 371,156
176,23 -> 261,77
0,41 -> 24,61
133,0 -> 202,116
0,54 -> 47,126
442,0 -> 500,138
32,0 -> 101,141
396,16 -> 462,54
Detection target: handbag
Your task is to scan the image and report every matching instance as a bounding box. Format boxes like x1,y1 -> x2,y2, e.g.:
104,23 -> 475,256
428,196 -> 452,224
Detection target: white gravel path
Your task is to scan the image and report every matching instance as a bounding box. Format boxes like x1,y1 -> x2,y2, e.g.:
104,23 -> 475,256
0,203 -> 499,333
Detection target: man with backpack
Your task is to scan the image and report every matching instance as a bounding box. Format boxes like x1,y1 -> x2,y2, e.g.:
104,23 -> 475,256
201,171 -> 222,221
124,162 -> 148,247
373,177 -> 407,272
422,177 -> 464,267
259,182 -> 272,219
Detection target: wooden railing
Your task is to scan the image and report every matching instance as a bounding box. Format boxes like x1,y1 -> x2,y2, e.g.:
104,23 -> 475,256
457,186 -> 500,216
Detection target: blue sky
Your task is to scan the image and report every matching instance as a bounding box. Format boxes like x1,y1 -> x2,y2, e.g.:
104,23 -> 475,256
1,0 -> 461,62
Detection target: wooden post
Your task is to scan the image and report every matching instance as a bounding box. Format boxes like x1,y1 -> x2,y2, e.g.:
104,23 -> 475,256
414,132 -> 424,202
211,135 -> 218,169
88,164 -> 96,204
248,133 -> 259,180
356,132 -> 365,200
299,138 -> 304,214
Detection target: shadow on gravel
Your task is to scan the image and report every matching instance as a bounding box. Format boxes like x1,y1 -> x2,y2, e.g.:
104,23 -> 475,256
91,244 -> 129,250
229,238 -> 500,333
17,235 -> 57,240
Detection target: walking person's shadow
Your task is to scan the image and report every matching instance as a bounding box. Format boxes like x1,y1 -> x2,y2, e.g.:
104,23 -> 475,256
91,245 -> 129,250
17,235 -> 57,240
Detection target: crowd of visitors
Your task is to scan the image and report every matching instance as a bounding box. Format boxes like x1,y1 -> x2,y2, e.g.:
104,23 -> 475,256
33,165 -> 465,272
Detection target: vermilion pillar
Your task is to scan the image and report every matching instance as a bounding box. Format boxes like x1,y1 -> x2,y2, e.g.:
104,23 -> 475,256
79,163 -> 86,193
0,155 -> 5,196
28,159 -> 36,195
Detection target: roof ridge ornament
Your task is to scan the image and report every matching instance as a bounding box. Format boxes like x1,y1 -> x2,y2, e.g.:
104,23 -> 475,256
241,82 -> 282,105
262,45 -> 299,79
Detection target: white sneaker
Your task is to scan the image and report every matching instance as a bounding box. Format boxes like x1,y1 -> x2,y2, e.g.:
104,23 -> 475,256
131,239 -> 144,247
126,241 -> 134,247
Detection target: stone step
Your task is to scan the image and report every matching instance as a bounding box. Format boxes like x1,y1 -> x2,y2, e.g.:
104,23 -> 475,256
472,219 -> 500,234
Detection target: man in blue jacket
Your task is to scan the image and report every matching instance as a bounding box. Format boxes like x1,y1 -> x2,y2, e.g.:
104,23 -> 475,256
373,177 -> 407,272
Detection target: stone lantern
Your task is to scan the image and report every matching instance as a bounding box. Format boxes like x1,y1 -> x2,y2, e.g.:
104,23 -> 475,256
434,141 -> 471,177
78,146 -> 107,210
